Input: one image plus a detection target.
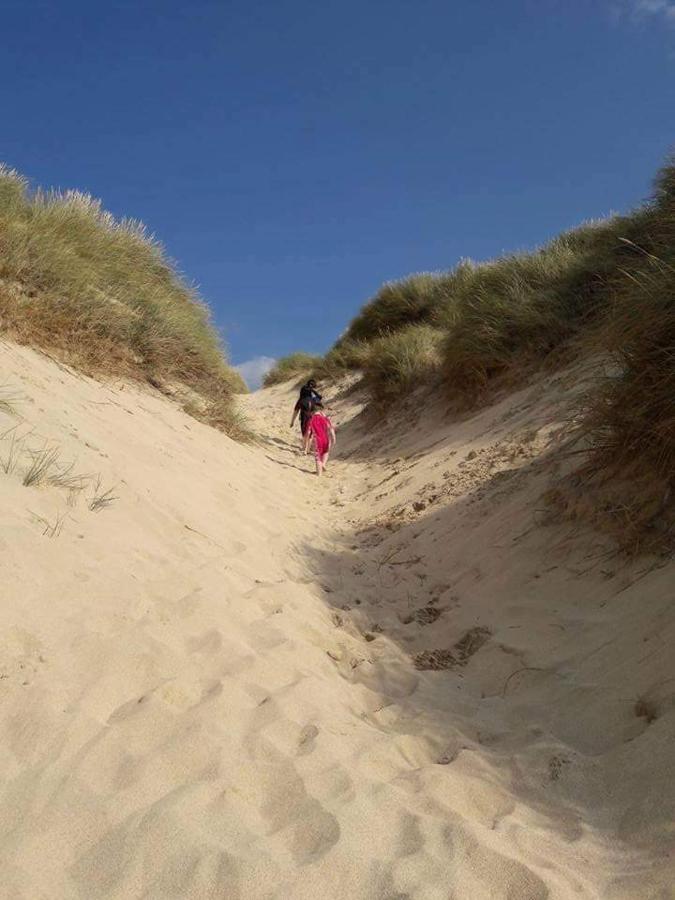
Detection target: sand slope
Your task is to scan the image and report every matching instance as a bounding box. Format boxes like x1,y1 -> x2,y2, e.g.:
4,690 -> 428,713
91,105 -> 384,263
0,342 -> 673,899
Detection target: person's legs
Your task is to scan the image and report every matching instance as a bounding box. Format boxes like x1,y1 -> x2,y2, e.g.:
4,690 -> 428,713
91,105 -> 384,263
300,415 -> 310,452
315,447 -> 328,476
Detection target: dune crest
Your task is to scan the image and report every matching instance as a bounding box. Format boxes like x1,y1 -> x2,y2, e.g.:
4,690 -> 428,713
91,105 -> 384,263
0,342 -> 673,899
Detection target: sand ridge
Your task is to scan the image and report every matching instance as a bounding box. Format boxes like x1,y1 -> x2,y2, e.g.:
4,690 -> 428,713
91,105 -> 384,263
0,342 -> 673,898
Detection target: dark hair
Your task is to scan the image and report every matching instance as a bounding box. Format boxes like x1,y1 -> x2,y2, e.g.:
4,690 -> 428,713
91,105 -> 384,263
307,379 -> 316,388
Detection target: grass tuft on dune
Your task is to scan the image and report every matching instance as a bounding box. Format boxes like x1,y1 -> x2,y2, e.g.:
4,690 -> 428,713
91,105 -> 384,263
362,324 -> 444,399
0,164 -> 248,436
263,352 -> 323,386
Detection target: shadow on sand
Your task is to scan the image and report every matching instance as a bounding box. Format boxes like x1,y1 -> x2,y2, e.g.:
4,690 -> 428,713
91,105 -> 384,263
298,446 -> 675,888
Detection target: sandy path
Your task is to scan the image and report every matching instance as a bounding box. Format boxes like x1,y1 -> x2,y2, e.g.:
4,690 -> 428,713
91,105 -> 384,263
241,376 -> 675,900
1,345 -> 673,899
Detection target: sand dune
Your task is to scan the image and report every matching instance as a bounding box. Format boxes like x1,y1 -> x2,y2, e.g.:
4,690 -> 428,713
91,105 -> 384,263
0,341 -> 673,899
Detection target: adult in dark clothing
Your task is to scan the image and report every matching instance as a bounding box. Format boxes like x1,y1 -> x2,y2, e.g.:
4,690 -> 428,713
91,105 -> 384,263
290,380 -> 322,448
298,379 -> 322,406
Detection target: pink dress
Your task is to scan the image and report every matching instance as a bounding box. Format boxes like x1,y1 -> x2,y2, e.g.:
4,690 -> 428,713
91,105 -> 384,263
308,413 -> 332,459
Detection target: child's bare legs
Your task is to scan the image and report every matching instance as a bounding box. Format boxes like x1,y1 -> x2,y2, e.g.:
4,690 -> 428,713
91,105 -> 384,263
315,450 -> 329,476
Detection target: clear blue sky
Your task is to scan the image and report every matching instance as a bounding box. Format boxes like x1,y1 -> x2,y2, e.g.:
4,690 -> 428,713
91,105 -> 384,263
1,1 -> 673,382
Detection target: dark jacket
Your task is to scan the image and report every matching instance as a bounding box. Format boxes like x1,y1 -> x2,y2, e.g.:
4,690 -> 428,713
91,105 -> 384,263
298,384 -> 322,406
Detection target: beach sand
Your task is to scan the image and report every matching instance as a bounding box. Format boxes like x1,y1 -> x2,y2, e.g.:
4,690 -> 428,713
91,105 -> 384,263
1,341 -> 673,898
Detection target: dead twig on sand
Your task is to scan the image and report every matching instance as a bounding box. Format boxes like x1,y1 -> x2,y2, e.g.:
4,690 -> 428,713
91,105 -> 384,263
184,523 -> 227,551
502,666 -> 545,698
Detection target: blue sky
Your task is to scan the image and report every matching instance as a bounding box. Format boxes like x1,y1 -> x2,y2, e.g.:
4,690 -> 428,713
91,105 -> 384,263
1,1 -> 674,386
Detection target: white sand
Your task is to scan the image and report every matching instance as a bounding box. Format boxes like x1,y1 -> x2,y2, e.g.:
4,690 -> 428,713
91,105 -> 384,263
0,341 -> 673,899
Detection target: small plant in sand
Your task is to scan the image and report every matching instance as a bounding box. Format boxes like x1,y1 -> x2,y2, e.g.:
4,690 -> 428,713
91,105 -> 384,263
30,509 -> 67,538
88,477 -> 118,512
0,385 -> 19,417
22,443 -> 91,492
22,445 -> 61,487
0,425 -> 28,475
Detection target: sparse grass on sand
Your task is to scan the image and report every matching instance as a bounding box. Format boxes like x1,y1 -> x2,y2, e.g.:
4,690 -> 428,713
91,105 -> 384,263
0,425 -> 25,474
22,445 -> 62,487
89,477 -> 118,512
0,164 -> 248,437
0,385 -> 19,416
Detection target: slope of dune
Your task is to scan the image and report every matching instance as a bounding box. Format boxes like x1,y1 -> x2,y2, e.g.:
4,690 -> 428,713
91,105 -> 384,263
1,341 -> 673,899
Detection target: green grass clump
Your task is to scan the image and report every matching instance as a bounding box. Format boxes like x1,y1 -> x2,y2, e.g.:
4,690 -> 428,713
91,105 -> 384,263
263,352 -> 323,386
226,368 -> 249,394
312,339 -> 373,378
439,218 -> 634,396
569,162 -> 675,550
363,324 -> 444,398
0,164 -> 246,434
323,212 -> 649,403
337,273 -> 449,345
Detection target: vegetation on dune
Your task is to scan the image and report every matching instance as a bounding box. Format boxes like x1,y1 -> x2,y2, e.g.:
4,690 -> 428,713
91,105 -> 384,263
322,216 -> 646,397
302,155 -> 675,547
562,166 -> 675,551
0,164 -> 248,437
3,155 -> 674,544
363,324 -> 444,399
337,273 -> 450,345
438,217 -> 644,396
314,161 -> 673,402
312,339 -> 372,379
263,352 -> 323,386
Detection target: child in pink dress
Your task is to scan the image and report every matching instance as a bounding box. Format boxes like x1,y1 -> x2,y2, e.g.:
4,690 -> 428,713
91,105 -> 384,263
305,404 -> 336,476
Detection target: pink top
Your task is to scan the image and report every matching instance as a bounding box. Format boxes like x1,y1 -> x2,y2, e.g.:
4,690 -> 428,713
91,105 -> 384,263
308,413 -> 332,454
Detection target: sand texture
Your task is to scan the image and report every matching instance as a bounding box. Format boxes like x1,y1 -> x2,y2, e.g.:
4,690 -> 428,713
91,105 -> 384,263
0,341 -> 673,899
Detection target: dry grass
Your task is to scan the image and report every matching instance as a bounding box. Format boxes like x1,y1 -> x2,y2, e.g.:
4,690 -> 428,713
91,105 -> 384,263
19,441 -> 95,495
0,164 -> 245,436
0,385 -> 19,416
561,256 -> 675,551
338,273 -> 451,344
540,162 -> 675,552
89,477 -> 118,512
0,425 -> 26,474
437,219 -> 644,399
22,445 -> 61,487
318,217 -> 637,396
312,340 -> 372,379
363,324 -> 444,399
181,396 -> 253,442
309,156 -> 675,550
30,509 -> 67,538
263,353 -> 323,387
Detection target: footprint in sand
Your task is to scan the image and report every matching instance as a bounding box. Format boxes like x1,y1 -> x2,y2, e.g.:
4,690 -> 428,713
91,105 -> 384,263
297,723 -> 319,755
414,626 -> 492,671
